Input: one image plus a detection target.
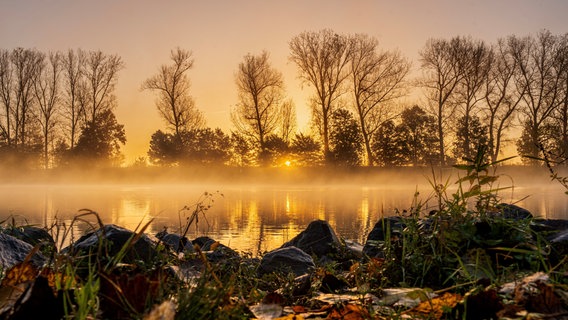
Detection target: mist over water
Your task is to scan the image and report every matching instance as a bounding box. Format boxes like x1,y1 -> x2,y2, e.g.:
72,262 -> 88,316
0,166 -> 566,254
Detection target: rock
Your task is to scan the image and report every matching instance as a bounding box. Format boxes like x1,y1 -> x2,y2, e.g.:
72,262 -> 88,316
363,216 -> 404,258
64,224 -> 159,264
531,219 -> 568,233
156,229 -> 193,253
281,220 -> 342,258
258,246 -> 315,277
344,239 -> 363,258
2,225 -> 55,249
495,203 -> 533,220
548,229 -> 568,264
192,236 -> 239,263
0,233 -> 46,269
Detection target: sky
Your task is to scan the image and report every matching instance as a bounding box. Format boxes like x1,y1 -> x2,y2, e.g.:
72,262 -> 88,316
1,0 -> 567,163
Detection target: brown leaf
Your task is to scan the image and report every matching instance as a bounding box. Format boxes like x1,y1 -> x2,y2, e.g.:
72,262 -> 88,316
326,303 -> 369,320
0,262 -> 39,287
406,292 -> 462,319
292,305 -> 307,313
525,282 -> 566,314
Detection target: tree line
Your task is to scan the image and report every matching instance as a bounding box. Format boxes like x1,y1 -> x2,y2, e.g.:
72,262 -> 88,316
0,48 -> 125,168
2,29 -> 568,169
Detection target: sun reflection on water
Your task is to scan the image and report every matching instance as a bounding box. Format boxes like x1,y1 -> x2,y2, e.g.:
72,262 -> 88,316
1,182 -> 567,255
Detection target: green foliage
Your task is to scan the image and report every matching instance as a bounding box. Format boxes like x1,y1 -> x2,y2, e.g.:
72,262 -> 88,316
148,128 -> 231,166
71,109 -> 126,166
399,105 -> 439,166
453,115 -> 489,162
371,105 -> 439,166
329,108 -> 363,166
290,132 -> 322,166
372,120 -> 407,166
372,146 -> 547,289
259,134 -> 290,166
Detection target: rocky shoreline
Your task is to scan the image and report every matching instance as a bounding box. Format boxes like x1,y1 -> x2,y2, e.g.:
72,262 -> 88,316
0,204 -> 567,319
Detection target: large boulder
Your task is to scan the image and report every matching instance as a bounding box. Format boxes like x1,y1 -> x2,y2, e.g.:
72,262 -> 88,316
363,216 -> 404,258
0,233 -> 46,269
259,246 -> 315,276
281,220 -> 342,258
64,224 -> 159,264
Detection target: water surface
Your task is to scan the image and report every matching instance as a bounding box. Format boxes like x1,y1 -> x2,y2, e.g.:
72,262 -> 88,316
1,168 -> 567,254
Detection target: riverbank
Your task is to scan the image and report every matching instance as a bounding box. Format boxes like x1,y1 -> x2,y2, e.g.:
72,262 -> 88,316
0,202 -> 566,319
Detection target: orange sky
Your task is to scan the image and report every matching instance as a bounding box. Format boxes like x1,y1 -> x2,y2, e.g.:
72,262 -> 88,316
1,0 -> 567,163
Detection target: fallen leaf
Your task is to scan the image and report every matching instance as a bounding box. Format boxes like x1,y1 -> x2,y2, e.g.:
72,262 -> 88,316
292,305 -> 307,313
274,315 -> 305,320
405,292 -> 462,319
0,262 -> 39,287
327,303 -> 369,320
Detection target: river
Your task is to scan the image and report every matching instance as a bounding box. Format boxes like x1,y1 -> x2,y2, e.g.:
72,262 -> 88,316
1,166 -> 567,254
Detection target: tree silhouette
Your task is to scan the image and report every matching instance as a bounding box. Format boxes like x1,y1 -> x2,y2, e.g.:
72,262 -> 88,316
232,51 -> 292,163
142,48 -> 204,142
73,109 -> 126,166
148,130 -> 181,166
289,29 -> 352,162
349,33 -> 410,165
34,52 -> 62,169
483,39 -> 523,162
510,31 -> 567,161
61,49 -> 86,149
453,115 -> 489,161
329,108 -> 362,166
84,51 -> 123,123
372,120 -> 407,166
398,105 -> 439,166
290,133 -> 322,166
419,37 -> 465,165
179,128 -> 231,165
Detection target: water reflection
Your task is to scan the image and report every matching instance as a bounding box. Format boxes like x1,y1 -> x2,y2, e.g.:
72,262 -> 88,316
0,182 -> 566,255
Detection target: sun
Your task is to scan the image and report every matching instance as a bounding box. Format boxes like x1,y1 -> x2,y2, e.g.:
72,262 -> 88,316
284,160 -> 291,167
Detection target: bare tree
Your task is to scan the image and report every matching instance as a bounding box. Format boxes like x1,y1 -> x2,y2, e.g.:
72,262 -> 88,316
10,48 -> 43,148
550,33 -> 568,160
419,37 -> 465,165
289,29 -> 352,162
33,52 -> 61,168
483,39 -> 523,162
279,99 -> 297,144
142,48 -> 204,142
511,30 -> 566,161
453,37 -> 492,160
0,50 -> 13,146
61,49 -> 86,149
231,51 -> 287,157
349,34 -> 410,165
84,50 -> 123,123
